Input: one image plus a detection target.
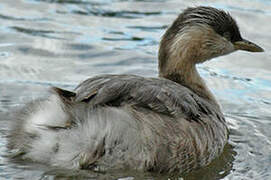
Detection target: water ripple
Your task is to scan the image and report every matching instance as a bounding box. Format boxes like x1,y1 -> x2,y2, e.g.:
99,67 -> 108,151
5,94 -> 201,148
127,25 -> 168,32
0,13 -> 50,22
10,26 -> 80,40
28,0 -> 107,5
0,79 -> 76,89
71,8 -> 162,19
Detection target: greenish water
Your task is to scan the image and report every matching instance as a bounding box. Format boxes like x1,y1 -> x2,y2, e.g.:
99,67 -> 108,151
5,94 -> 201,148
0,0 -> 270,179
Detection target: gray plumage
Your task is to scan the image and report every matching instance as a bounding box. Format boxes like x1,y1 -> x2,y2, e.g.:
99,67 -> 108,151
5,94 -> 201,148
7,6 -> 263,174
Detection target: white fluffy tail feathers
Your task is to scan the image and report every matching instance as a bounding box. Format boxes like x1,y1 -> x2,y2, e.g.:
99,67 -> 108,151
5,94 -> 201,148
7,87 -> 78,166
7,87 -> 138,170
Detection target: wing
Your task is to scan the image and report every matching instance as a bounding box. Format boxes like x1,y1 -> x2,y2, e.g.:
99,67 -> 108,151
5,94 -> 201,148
73,74 -> 223,122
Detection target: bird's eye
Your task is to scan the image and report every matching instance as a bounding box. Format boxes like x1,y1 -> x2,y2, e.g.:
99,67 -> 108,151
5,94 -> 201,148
223,32 -> 231,41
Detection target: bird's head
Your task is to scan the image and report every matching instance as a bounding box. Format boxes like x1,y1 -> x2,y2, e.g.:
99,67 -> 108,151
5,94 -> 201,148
159,6 -> 263,76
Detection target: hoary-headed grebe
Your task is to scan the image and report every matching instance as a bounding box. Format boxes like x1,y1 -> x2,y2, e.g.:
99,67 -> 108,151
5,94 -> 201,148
8,6 -> 263,174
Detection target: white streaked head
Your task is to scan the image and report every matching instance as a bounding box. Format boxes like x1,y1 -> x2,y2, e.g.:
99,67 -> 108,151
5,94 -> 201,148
159,6 -> 263,77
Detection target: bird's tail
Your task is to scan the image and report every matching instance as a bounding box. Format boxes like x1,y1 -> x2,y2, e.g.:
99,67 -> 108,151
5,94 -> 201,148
7,87 -> 138,170
7,87 -> 82,168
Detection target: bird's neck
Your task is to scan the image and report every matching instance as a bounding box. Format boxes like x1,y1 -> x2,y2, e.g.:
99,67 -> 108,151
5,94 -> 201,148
159,54 -> 218,105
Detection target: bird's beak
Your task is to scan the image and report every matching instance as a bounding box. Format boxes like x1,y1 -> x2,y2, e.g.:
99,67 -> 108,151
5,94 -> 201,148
234,39 -> 264,52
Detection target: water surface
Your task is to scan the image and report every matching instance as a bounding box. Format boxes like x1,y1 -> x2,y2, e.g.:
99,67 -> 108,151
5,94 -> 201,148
0,0 -> 270,179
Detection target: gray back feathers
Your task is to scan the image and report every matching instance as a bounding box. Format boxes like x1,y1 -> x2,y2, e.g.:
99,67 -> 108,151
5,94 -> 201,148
75,74 -> 223,122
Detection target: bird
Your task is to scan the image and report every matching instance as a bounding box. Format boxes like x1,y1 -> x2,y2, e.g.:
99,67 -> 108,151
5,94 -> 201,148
7,6 -> 263,174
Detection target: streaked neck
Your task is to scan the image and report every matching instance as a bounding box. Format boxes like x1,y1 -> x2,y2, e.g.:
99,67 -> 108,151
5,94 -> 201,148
158,42 -> 218,105
159,63 -> 217,104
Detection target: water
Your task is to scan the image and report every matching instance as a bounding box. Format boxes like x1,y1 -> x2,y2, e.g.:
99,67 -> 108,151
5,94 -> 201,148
0,0 -> 270,179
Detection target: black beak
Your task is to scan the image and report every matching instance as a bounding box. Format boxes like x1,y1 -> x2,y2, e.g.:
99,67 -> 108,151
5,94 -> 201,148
234,39 -> 264,52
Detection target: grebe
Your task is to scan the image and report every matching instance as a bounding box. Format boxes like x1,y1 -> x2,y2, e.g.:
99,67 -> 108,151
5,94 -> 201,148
8,6 -> 263,174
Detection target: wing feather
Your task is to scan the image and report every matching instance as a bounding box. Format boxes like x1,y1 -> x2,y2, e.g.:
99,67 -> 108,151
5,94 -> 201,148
73,75 -> 222,122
